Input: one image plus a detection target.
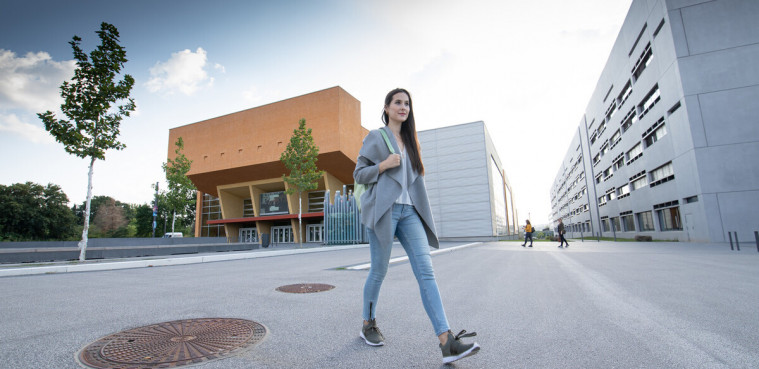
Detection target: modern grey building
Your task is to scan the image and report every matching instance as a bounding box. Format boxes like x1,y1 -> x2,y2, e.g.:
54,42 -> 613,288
550,0 -> 759,242
420,121 -> 517,241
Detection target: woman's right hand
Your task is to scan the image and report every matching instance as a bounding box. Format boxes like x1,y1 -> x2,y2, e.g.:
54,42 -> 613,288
379,154 -> 401,173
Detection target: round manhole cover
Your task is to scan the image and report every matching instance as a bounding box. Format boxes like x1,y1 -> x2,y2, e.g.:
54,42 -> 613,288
276,283 -> 335,293
77,318 -> 267,369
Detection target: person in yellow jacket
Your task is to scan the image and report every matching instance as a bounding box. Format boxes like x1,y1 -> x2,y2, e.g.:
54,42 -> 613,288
521,220 -> 534,247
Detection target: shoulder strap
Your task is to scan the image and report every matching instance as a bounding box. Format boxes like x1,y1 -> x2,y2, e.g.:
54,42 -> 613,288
378,128 -> 396,154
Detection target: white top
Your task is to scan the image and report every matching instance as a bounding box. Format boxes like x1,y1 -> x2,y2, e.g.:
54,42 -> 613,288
395,149 -> 413,205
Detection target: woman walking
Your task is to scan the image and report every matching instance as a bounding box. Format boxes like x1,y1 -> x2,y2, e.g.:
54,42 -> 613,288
353,88 -> 480,364
521,219 -> 534,247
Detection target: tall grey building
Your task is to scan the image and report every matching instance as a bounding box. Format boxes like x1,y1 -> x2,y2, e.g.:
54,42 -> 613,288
420,121 -> 517,241
550,0 -> 759,242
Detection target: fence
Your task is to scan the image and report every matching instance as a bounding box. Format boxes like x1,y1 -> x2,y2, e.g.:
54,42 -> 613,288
323,187 -> 365,245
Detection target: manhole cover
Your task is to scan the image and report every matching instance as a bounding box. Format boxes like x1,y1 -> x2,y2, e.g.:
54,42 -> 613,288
77,318 -> 267,369
276,283 -> 335,293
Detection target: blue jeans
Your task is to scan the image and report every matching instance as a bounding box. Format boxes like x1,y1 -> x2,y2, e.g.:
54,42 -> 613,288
363,204 -> 450,336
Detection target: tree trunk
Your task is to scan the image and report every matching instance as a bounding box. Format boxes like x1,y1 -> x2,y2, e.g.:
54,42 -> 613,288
171,210 -> 176,232
78,157 -> 96,261
298,193 -> 302,248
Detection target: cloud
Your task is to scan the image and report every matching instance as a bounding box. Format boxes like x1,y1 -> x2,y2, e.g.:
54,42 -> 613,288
145,47 -> 215,95
0,49 -> 75,112
0,113 -> 55,144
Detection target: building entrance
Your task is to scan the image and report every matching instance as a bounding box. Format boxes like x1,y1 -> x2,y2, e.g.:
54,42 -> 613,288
239,228 -> 257,243
271,226 -> 294,244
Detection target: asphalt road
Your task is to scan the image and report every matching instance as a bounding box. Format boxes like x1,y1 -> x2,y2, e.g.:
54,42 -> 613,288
1,240 -> 757,368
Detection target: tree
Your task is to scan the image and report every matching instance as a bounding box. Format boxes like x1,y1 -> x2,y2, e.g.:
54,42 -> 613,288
93,197 -> 128,235
162,137 -> 196,233
37,22 -> 135,260
134,204 -> 155,237
280,118 -> 323,246
0,182 -> 78,241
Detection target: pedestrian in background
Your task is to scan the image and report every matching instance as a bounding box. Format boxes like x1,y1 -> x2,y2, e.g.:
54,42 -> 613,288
558,218 -> 569,248
353,88 -> 480,364
521,220 -> 534,247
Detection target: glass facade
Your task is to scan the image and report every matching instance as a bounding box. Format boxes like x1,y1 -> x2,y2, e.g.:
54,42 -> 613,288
201,193 -> 225,238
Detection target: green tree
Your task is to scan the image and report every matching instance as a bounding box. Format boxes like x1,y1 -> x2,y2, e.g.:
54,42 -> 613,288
37,22 -> 135,260
280,118 -> 323,246
0,182 -> 77,241
133,204 -> 155,237
161,137 -> 196,234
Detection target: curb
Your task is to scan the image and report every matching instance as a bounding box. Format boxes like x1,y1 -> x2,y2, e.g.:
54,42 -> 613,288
0,244 -> 368,278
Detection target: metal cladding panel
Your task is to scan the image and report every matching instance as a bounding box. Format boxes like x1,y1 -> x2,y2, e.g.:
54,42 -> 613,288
419,122 -> 496,238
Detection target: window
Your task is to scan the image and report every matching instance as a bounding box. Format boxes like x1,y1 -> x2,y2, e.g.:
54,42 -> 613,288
605,101 -> 618,122
201,194 -> 225,238
607,187 -> 617,201
610,130 -> 621,149
613,154 -> 625,171
618,80 -> 633,107
598,195 -> 607,206
650,162 -> 675,187
595,173 -> 603,184
628,23 -> 648,57
639,85 -> 661,119
617,184 -> 630,199
603,85 -> 614,103
644,121 -> 667,147
612,217 -> 621,232
621,108 -> 638,132
601,218 -> 610,232
632,43 -> 653,81
600,140 -> 610,156
603,166 -> 613,180
243,199 -> 255,217
621,213 -> 635,231
637,211 -> 655,231
626,142 -> 643,164
657,206 -> 682,231
684,195 -> 698,204
631,175 -> 648,190
597,121 -> 607,136
593,153 -> 601,166
653,18 -> 666,38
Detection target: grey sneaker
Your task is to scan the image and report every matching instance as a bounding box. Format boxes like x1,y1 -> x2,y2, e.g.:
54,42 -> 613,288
440,330 -> 480,364
360,319 -> 385,346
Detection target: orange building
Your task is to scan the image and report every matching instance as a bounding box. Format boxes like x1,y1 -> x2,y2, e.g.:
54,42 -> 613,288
168,86 -> 368,245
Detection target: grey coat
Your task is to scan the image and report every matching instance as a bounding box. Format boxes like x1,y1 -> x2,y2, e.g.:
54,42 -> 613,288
353,126 -> 439,249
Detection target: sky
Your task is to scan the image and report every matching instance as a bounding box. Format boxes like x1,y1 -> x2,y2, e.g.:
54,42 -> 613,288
0,0 -> 633,226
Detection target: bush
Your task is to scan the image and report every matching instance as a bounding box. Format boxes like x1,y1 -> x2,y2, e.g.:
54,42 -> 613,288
635,235 -> 653,242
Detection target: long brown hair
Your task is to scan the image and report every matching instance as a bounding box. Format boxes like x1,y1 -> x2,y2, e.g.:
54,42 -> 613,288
381,88 -> 424,175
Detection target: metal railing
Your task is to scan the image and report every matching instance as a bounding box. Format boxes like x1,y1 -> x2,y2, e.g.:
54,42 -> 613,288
323,187 -> 365,245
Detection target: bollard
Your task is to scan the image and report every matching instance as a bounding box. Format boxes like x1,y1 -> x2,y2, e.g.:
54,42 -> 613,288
755,231 -> 758,253
729,232 -> 734,250
735,232 -> 740,251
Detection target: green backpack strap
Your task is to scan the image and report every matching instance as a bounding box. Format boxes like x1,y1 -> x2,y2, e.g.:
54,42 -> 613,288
378,128 -> 396,154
